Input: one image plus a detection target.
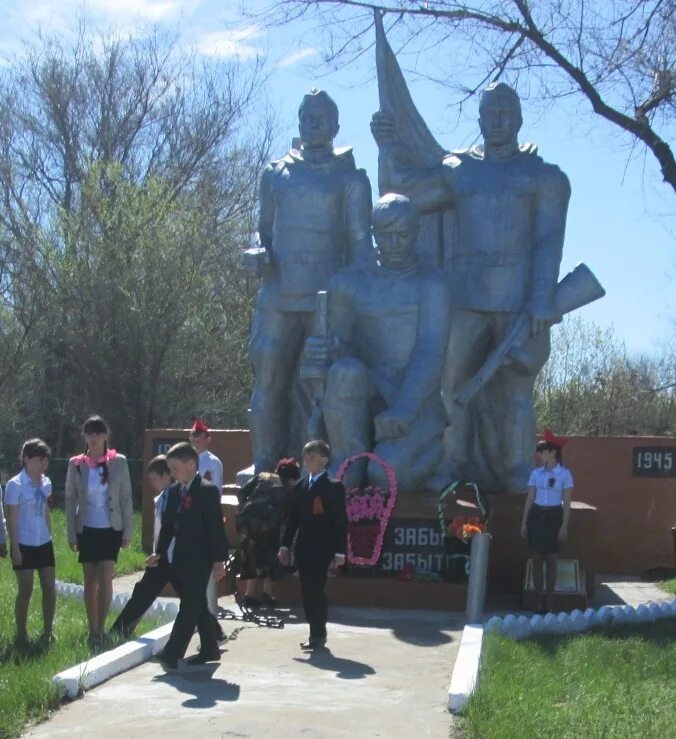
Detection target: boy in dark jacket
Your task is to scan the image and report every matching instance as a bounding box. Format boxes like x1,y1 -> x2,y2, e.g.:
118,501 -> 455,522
278,440 -> 347,650
149,442 -> 227,669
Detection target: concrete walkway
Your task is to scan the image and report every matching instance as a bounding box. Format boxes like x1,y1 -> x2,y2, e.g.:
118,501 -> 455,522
25,596 -> 464,739
23,571 -> 672,738
591,574 -> 674,609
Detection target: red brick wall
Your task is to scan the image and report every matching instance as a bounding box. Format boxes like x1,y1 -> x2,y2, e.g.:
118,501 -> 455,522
142,429 -> 676,577
142,428 -> 252,551
560,436 -> 675,574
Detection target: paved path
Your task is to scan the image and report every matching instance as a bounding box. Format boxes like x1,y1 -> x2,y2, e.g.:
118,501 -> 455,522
591,575 -> 674,608
24,571 -> 672,738
25,600 -> 463,739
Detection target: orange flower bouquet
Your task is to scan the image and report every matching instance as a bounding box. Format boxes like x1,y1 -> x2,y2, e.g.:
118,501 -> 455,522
448,516 -> 487,544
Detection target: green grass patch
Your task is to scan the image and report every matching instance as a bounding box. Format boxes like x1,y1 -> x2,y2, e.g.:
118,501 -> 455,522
50,509 -> 147,584
0,509 -> 157,738
659,578 -> 676,596
463,619 -> 676,739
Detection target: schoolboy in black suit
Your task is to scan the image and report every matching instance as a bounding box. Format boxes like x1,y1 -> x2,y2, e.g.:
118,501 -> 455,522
149,442 -> 227,669
278,440 -> 347,650
109,455 -> 225,643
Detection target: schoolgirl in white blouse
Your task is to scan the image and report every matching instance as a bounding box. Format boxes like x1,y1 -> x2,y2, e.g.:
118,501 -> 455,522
520,430 -> 574,613
65,415 -> 133,647
5,438 -> 56,644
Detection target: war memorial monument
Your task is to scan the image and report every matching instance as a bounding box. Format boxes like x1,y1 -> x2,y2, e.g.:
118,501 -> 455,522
144,17 -> 673,607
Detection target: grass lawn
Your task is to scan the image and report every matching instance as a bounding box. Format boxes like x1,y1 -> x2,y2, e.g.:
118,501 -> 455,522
660,578 -> 676,596
463,619 -> 676,739
0,509 -> 155,738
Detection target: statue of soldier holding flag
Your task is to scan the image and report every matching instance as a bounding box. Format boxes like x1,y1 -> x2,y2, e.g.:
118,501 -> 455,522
370,13 -> 575,491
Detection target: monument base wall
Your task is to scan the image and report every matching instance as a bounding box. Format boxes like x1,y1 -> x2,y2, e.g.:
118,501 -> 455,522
144,430 -> 676,609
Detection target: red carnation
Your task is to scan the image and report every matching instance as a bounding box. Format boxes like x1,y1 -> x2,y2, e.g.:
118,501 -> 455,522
182,496 -> 193,510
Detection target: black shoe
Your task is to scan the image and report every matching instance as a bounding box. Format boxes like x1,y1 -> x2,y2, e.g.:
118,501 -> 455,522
300,637 -> 327,651
39,631 -> 56,647
260,593 -> 278,608
185,651 -> 220,666
154,651 -> 178,670
243,595 -> 261,609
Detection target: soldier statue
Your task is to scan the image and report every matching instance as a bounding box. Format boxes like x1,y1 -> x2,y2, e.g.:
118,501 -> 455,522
304,194 -> 451,491
241,89 -> 372,475
372,82 -> 571,491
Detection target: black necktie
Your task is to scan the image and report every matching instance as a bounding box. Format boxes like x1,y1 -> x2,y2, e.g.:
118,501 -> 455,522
177,484 -> 188,515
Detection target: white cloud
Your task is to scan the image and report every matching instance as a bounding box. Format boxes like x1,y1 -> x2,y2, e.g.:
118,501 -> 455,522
4,0 -> 201,42
196,26 -> 262,59
87,0 -> 194,22
279,47 -> 317,67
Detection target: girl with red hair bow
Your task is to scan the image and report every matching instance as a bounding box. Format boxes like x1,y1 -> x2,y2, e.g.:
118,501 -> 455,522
520,429 -> 574,613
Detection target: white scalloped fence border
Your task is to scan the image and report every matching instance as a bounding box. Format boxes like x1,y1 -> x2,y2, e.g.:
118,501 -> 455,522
448,599 -> 676,713
485,599 -> 676,640
55,579 -> 179,620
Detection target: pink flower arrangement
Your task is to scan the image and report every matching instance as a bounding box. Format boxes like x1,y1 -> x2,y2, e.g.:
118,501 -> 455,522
346,487 -> 388,522
337,452 -> 398,566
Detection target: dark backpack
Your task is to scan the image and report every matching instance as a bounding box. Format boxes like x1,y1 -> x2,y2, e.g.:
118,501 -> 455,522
236,475 -> 288,538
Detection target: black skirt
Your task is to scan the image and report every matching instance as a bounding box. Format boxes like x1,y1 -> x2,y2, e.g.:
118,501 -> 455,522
527,504 -> 563,555
13,541 -> 55,571
77,526 -> 123,563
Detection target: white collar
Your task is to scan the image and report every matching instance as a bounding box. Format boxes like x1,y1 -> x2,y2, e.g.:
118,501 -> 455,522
542,463 -> 561,473
182,475 -> 198,492
20,469 -> 44,488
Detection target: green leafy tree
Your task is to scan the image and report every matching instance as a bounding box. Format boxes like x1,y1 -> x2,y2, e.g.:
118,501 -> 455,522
536,316 -> 676,435
0,24 -> 270,457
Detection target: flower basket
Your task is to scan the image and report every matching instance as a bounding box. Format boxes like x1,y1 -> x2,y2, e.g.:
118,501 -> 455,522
337,452 -> 398,567
437,481 -> 489,582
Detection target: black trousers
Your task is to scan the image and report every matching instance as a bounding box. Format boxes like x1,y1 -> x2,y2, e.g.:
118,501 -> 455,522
111,560 -> 172,636
298,557 -> 330,639
163,563 -> 216,659
110,560 -> 223,646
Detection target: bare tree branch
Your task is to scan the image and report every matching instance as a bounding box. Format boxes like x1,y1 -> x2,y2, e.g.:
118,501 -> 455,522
266,0 -> 676,193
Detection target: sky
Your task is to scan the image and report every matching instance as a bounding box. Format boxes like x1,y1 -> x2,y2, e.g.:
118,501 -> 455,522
1,0 -> 674,357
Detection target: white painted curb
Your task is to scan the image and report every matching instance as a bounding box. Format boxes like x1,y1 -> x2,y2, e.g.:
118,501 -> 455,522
448,624 -> 483,714
485,598 -> 676,640
52,622 -> 174,698
55,580 -> 179,619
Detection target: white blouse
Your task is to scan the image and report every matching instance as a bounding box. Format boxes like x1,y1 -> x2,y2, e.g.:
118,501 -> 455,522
528,464 -> 574,507
84,467 -> 112,528
4,470 -> 52,546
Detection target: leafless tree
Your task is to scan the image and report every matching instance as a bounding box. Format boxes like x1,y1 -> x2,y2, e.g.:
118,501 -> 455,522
264,0 -> 676,193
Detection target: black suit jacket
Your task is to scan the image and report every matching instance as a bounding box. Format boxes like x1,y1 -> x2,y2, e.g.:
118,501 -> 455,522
156,474 -> 227,574
282,472 -> 347,564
